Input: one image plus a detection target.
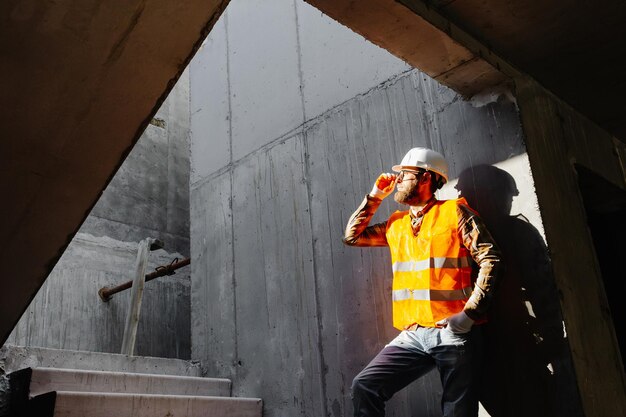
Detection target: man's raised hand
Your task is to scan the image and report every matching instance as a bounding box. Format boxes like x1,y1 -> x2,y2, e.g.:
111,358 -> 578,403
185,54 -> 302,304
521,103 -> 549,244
370,173 -> 397,200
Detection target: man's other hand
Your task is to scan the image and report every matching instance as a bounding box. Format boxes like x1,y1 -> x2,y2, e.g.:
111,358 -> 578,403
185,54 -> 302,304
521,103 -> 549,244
436,311 -> 474,334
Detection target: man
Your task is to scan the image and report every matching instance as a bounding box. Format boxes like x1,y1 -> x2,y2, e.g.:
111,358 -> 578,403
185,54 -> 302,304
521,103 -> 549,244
343,147 -> 502,417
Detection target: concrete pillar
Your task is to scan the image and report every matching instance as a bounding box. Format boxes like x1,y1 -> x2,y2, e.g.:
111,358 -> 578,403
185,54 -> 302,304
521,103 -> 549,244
515,76 -> 626,417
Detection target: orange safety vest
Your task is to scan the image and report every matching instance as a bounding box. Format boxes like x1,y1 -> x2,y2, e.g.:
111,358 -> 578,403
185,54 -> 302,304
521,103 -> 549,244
386,198 -> 474,329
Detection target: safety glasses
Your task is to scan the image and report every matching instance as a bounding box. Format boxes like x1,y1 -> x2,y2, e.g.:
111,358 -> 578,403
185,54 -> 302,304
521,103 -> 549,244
397,169 -> 425,183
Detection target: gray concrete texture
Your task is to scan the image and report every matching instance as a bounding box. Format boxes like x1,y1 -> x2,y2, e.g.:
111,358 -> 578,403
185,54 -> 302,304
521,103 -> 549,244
26,368 -> 230,397
0,345 -> 201,377
48,393 -> 262,417
189,0 -> 410,184
189,2 -> 581,411
190,68 -> 532,417
514,77 -> 626,417
6,233 -> 191,359
0,0 -> 220,347
3,72 -> 192,359
189,2 -> 581,416
0,344 -> 201,416
81,70 -> 192,256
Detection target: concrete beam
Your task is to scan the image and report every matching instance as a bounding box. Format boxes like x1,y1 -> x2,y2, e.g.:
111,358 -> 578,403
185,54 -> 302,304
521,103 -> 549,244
304,0 -> 510,97
0,0 -> 229,344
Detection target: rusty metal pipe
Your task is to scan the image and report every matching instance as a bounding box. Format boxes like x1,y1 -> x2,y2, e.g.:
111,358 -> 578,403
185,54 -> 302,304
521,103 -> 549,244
98,257 -> 191,302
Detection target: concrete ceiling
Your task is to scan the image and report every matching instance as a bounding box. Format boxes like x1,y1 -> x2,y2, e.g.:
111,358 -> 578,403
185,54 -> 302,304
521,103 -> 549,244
426,0 -> 626,141
2,0 -> 625,344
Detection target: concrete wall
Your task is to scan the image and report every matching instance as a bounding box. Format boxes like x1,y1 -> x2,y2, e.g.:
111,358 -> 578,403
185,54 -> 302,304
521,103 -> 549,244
4,72 -> 192,359
189,1 -> 582,416
189,0 -> 410,183
6,234 -> 190,359
82,70 -> 192,256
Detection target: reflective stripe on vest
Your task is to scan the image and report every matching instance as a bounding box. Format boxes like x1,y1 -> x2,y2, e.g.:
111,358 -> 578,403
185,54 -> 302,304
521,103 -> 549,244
392,286 -> 473,302
392,256 -> 471,273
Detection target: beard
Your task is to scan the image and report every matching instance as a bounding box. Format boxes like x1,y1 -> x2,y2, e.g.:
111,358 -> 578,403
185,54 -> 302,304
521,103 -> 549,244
394,183 -> 420,206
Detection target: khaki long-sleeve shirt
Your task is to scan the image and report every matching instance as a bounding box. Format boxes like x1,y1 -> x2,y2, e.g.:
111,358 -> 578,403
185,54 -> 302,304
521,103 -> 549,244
343,195 -> 502,321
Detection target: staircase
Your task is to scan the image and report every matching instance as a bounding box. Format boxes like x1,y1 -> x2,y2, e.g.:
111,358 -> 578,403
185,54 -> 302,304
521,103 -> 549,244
1,346 -> 262,417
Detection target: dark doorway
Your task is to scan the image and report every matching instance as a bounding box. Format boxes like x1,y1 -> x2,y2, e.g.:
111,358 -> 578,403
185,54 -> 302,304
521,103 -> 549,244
576,165 -> 626,371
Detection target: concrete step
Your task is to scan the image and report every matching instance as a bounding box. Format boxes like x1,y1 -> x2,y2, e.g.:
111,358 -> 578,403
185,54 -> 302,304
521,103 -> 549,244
29,391 -> 263,417
1,345 -> 201,376
27,367 -> 231,397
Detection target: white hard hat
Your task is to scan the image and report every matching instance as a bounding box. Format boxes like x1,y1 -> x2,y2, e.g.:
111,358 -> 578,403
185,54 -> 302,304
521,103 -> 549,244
392,147 -> 449,183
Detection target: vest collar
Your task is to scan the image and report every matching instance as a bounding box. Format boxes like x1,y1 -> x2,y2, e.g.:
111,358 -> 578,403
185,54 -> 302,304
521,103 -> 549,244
409,197 -> 437,235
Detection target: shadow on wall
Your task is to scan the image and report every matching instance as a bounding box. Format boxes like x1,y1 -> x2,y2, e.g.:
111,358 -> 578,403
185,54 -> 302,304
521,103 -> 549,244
455,165 -> 582,417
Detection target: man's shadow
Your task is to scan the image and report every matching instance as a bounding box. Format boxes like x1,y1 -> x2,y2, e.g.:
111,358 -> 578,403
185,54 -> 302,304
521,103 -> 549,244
455,165 -> 582,417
